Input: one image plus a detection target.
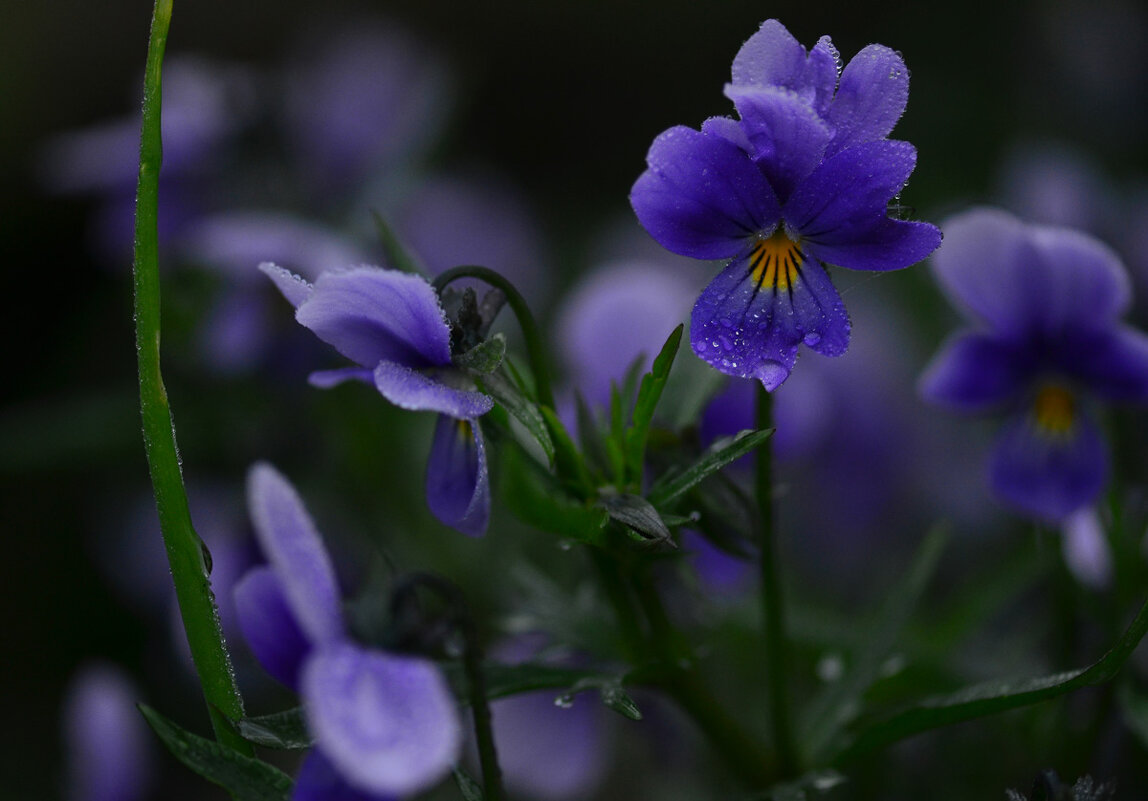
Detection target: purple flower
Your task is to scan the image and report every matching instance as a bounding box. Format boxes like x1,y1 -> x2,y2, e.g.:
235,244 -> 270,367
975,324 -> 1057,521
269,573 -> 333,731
234,463 -> 461,799
920,208 -> 1148,521
261,263 -> 493,536
630,19 -> 940,390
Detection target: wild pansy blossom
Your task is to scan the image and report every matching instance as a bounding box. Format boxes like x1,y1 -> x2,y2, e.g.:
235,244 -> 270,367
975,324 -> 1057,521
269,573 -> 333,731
630,19 -> 941,390
234,463 -> 461,799
261,263 -> 493,536
920,208 -> 1148,521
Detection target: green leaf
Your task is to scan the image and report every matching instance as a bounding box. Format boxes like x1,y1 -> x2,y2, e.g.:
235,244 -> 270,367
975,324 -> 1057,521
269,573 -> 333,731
573,392 -> 610,479
500,447 -> 607,544
480,369 -> 555,468
800,526 -> 948,763
598,491 -> 675,548
453,766 -> 485,801
454,334 -> 507,374
1117,679 -> 1148,750
834,595 -> 1148,763
478,663 -> 604,700
647,428 -> 774,508
139,705 -> 293,801
370,209 -> 426,276
623,325 -> 683,487
235,707 -> 312,750
579,678 -> 643,720
751,770 -> 847,800
540,406 -> 595,492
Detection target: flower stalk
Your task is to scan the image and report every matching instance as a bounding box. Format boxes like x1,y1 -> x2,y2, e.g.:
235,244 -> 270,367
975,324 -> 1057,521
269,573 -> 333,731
132,0 -> 249,753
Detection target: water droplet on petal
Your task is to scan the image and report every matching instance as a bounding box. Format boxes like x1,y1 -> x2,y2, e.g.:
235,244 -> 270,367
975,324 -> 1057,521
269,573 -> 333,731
554,694 -> 574,709
803,332 -> 822,346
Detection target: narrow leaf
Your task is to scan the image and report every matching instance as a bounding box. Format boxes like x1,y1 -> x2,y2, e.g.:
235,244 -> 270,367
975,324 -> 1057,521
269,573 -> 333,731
598,492 -> 675,548
235,707 -> 312,750
834,596 -> 1148,763
370,209 -> 426,276
624,325 -> 683,486
454,333 -> 507,374
648,428 -> 774,508
480,369 -> 555,468
540,406 -> 595,492
594,681 -> 643,721
501,447 -> 607,544
751,770 -> 847,800
139,705 -> 293,801
453,766 -> 485,801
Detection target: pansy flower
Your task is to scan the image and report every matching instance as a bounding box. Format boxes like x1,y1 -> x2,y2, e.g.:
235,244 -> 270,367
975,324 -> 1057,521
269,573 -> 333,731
631,19 -> 941,390
261,263 -> 493,536
234,463 -> 461,799
920,208 -> 1148,521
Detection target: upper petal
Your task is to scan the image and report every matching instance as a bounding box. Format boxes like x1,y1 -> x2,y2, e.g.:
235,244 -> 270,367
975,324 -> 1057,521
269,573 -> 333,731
372,360 -> 494,419
691,246 -> 850,391
247,463 -> 345,645
630,126 -> 781,259
296,267 -> 453,370
826,44 -> 909,155
731,20 -> 838,116
918,330 -> 1030,411
725,85 -> 832,201
426,416 -> 490,536
301,643 -> 461,798
1026,224 -> 1132,334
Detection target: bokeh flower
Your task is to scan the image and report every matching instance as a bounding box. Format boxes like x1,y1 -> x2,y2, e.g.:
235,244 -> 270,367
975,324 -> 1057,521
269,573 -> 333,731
920,208 -> 1148,521
630,19 -> 940,390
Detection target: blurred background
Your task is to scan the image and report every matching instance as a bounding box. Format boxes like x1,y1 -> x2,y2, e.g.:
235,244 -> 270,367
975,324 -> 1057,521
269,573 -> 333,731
4,0 -> 1148,798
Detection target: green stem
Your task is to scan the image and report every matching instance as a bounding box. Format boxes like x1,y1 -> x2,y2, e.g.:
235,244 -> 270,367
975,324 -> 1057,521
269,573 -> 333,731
432,266 -> 555,411
755,385 -> 797,775
132,0 -> 249,754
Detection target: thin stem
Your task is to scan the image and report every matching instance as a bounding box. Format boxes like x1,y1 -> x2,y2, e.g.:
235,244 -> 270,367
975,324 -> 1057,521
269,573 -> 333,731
755,385 -> 797,775
132,0 -> 250,754
432,266 -> 555,411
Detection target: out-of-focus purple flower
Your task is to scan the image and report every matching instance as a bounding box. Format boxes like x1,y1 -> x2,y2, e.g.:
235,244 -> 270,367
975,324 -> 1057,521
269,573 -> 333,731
920,208 -> 1148,521
62,663 -> 154,801
630,19 -> 940,391
1061,507 -> 1113,590
284,24 -> 449,194
995,142 -> 1115,233
262,263 -> 493,535
234,463 -> 461,799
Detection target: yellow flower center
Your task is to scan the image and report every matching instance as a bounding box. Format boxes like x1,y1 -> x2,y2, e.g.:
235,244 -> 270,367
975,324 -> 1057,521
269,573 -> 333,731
748,229 -> 803,290
1032,384 -> 1075,435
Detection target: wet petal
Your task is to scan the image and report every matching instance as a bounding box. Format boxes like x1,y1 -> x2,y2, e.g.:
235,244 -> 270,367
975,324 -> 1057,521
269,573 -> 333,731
725,85 -> 832,200
301,643 -> 461,798
259,262 -> 313,309
293,750 -> 386,801
233,567 -> 311,689
989,409 -> 1107,522
690,248 -> 849,391
373,361 -> 493,419
826,45 -> 909,155
700,115 -> 751,152
630,126 -> 780,259
918,330 -> 1030,411
247,463 -> 345,644
731,20 -> 838,115
309,367 -> 375,389
296,267 -> 452,370
426,416 -> 490,537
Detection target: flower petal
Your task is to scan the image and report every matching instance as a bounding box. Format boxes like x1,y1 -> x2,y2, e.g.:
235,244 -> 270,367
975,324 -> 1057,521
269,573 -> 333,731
259,262 -> 313,309
1027,224 -> 1132,331
700,115 -> 751,152
826,44 -> 909,155
630,126 -> 780,259
690,250 -> 849,391
308,367 -> 375,389
1062,326 -> 1148,401
296,267 -> 452,370
301,643 -> 461,798
426,415 -> 490,537
731,20 -> 838,116
918,330 -> 1030,411
725,85 -> 832,200
233,566 -> 312,689
373,360 -> 494,419
293,750 -> 384,801
785,141 -> 937,272
247,463 -> 345,645
989,409 -> 1108,522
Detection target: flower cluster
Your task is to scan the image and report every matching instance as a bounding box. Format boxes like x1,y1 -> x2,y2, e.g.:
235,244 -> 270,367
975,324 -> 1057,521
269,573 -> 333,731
631,19 -> 941,390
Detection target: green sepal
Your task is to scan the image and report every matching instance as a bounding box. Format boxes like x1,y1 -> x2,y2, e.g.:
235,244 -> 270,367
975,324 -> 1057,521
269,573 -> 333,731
598,491 -> 675,548
647,428 -> 774,508
833,595 -> 1148,763
370,209 -> 427,276
453,766 -> 485,801
139,705 -> 293,801
479,369 -> 555,469
623,325 -> 683,487
234,707 -> 313,750
454,333 -> 507,374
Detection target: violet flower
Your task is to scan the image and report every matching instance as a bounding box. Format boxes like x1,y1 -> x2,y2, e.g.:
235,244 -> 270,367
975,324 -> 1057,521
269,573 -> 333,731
234,463 -> 461,799
630,19 -> 940,390
920,208 -> 1148,521
261,263 -> 493,536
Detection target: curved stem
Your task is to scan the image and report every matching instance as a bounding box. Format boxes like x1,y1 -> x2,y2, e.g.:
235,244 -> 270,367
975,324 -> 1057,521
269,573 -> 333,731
432,266 -> 555,411
756,385 -> 797,775
132,0 -> 250,753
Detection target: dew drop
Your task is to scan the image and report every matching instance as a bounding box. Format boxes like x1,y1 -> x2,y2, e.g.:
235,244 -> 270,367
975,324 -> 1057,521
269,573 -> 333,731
553,694 -> 574,709
803,332 -> 822,346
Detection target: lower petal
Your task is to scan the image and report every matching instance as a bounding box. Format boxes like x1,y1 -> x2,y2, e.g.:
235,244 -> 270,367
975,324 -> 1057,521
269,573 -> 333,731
293,750 -> 384,801
989,410 -> 1107,522
426,416 -> 491,537
690,248 -> 850,391
373,360 -> 494,418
